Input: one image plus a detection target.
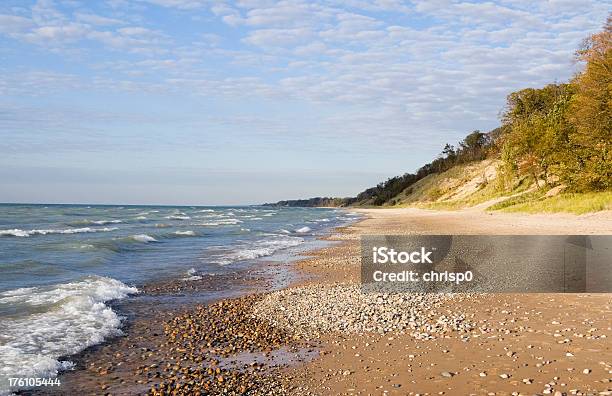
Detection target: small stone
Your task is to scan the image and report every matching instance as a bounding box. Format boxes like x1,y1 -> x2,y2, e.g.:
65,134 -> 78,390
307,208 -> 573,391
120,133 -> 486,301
499,373 -> 510,379
479,372 -> 487,377
583,369 -> 591,374
441,371 -> 454,378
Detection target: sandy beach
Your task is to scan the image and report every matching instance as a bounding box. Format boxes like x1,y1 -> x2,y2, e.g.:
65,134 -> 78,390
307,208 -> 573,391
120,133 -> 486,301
29,207 -> 612,396
283,208 -> 612,395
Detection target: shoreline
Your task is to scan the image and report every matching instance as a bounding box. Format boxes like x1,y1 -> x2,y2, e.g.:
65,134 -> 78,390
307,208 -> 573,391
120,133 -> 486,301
25,207 -> 612,395
21,215 -> 354,396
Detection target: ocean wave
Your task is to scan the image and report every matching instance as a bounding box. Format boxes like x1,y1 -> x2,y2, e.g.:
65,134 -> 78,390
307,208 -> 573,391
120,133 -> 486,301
173,230 -> 196,237
69,219 -> 123,226
0,276 -> 137,395
166,215 -> 191,220
194,213 -> 225,219
194,218 -> 242,226
182,268 -> 202,281
208,236 -> 304,265
295,226 -> 311,233
129,234 -> 157,243
93,219 -> 122,225
0,227 -> 118,238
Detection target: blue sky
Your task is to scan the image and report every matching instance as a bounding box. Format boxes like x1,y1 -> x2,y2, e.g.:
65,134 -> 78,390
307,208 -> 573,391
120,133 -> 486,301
0,0 -> 609,205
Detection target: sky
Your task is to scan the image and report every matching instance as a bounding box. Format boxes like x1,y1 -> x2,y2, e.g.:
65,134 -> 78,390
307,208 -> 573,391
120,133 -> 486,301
0,0 -> 609,205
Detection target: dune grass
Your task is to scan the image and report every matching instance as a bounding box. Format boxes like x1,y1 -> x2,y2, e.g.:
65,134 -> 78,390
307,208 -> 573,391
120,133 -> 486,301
488,191 -> 612,214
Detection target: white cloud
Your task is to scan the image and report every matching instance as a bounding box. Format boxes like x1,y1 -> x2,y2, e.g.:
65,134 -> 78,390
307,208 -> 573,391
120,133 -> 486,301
137,0 -> 210,10
0,0 -> 609,157
117,26 -> 159,36
0,15 -> 34,34
74,12 -> 124,26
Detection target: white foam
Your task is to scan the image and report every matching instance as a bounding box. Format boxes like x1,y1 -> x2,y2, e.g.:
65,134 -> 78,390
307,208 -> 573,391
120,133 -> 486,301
166,215 -> 191,220
295,226 -> 311,233
194,213 -> 224,219
182,268 -> 202,281
91,219 -> 122,225
0,276 -> 137,395
174,230 -> 196,236
209,236 -> 304,265
0,229 -> 29,237
0,227 -> 118,238
195,218 -> 242,226
130,234 -> 157,243
198,209 -> 215,213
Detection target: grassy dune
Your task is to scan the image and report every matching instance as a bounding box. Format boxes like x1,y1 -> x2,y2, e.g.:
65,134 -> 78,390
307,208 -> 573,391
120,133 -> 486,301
386,159 -> 610,214
489,191 -> 612,214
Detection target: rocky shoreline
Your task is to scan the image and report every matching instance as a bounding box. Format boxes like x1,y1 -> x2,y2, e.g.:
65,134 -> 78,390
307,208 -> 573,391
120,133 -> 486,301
24,260 -> 315,396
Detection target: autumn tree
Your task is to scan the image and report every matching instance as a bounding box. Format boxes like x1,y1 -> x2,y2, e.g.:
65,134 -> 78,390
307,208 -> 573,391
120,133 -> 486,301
568,15 -> 612,190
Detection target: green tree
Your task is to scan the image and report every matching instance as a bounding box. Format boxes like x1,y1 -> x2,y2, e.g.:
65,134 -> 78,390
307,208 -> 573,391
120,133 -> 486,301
568,15 -> 612,191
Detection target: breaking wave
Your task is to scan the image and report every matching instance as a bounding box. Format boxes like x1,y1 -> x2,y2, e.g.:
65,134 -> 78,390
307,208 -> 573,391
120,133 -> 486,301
0,227 -> 118,238
0,276 -> 137,395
